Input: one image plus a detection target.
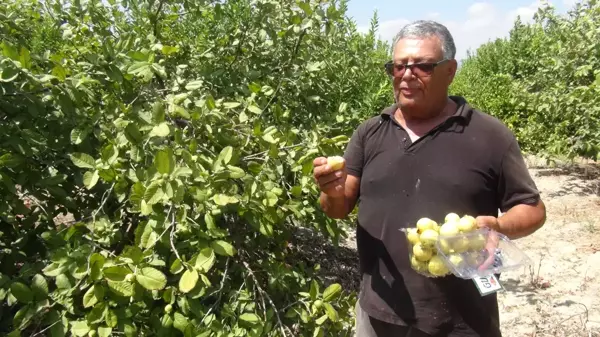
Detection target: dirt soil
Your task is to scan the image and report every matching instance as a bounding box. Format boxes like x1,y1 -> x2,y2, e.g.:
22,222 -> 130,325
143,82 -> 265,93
496,156 -> 600,337
338,155 -> 600,337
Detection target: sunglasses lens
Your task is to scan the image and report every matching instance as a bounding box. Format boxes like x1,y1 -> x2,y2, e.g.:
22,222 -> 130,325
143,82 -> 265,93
414,64 -> 435,74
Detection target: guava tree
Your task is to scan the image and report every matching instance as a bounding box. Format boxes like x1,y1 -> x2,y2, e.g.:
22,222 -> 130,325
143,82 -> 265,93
0,0 -> 392,336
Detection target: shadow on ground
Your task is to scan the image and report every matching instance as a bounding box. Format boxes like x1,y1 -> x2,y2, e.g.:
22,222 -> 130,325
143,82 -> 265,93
286,226 -> 361,292
533,162 -> 600,198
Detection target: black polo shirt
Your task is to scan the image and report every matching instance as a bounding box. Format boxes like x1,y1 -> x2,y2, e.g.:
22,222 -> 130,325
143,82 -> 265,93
343,96 -> 540,336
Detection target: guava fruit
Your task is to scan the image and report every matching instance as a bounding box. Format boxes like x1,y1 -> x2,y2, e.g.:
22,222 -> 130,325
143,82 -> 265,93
416,217 -> 437,232
448,254 -> 464,267
411,255 -> 428,272
428,255 -> 450,276
469,233 -> 487,251
407,228 -> 420,245
453,237 -> 470,253
419,229 -> 439,248
445,213 -> 460,224
413,243 -> 433,262
327,156 -> 345,171
439,222 -> 460,237
458,215 -> 477,232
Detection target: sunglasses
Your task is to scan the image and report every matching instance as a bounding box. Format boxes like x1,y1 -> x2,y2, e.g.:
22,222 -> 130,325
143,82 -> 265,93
384,59 -> 449,77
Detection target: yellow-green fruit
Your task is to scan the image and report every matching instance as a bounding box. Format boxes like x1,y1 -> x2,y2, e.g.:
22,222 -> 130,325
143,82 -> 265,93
125,273 -> 135,282
89,331 -> 97,337
439,222 -> 460,237
411,255 -> 428,272
416,217 -> 436,232
448,254 -> 464,267
327,156 -> 345,171
165,304 -> 173,313
445,213 -> 460,224
469,234 -> 487,251
458,215 -> 477,232
419,229 -> 439,248
413,243 -> 433,262
428,256 -> 450,276
314,299 -> 323,309
407,228 -> 420,245
439,239 -> 453,254
453,237 -> 470,253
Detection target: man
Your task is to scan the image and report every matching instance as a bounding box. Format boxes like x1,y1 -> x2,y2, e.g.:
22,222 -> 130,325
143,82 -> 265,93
312,20 -> 546,337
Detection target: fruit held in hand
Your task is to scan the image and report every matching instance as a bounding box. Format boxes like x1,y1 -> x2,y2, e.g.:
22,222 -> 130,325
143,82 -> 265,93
327,156 -> 345,171
458,215 -> 477,232
428,256 -> 450,276
419,229 -> 439,248
416,218 -> 437,232
445,213 -> 460,224
407,228 -> 420,245
413,243 -> 433,262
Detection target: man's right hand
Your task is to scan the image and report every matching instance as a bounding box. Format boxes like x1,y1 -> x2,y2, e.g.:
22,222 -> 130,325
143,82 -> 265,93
313,157 -> 347,198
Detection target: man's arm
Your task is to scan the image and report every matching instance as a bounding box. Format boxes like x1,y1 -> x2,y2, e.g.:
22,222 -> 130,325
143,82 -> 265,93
477,136 -> 546,239
496,200 -> 546,239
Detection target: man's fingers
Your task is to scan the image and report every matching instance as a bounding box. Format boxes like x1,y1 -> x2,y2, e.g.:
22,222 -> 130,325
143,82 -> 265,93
313,157 -> 328,167
320,176 -> 345,191
317,171 -> 344,186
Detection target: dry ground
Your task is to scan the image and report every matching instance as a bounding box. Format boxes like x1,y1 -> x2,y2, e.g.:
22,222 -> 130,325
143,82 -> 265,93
496,156 -> 600,337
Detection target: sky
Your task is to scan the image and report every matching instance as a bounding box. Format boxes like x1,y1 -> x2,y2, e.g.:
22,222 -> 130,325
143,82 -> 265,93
346,0 -> 581,61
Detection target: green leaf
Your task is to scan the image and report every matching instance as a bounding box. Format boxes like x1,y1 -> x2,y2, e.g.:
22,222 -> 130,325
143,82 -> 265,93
155,149 -> 175,175
309,279 -> 319,300
223,102 -> 241,109
185,80 -> 203,90
136,267 -> 167,290
216,146 -> 234,167
239,313 -> 260,324
150,123 -> 171,138
107,280 -> 134,297
211,240 -> 237,257
212,194 -> 239,206
10,282 -> 33,303
247,105 -> 262,114
70,321 -> 90,337
195,247 -> 216,273
83,284 -> 104,308
144,181 -> 165,205
98,326 -> 113,337
322,283 -> 342,301
70,127 -> 89,145
83,170 -> 100,189
179,268 -> 199,293
69,153 -> 95,169
103,266 -> 131,282
323,303 -> 339,322
30,274 -> 48,299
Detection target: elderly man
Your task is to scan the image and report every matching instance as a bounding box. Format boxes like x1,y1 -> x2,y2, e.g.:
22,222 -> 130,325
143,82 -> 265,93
312,20 -> 546,337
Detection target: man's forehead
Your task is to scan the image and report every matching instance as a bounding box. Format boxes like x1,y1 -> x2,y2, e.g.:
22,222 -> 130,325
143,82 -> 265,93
393,36 -> 443,60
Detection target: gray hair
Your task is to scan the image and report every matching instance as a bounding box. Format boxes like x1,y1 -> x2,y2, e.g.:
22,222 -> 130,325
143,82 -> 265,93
392,20 -> 456,60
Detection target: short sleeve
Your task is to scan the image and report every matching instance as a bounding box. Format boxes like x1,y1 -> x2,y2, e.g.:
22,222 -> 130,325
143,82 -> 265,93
497,137 -> 541,212
343,122 -> 366,178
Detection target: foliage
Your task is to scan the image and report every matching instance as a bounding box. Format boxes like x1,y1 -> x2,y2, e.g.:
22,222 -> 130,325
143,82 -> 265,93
0,0 -> 393,336
451,0 -> 600,161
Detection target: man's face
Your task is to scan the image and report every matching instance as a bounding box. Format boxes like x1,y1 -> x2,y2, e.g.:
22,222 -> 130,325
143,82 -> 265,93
390,36 -> 457,115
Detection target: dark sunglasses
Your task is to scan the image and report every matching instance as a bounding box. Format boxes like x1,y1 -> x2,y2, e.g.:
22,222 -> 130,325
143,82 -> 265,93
384,59 -> 449,77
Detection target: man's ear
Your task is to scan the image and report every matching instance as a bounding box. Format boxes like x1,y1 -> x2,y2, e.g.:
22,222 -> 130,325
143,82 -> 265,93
447,59 -> 458,84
